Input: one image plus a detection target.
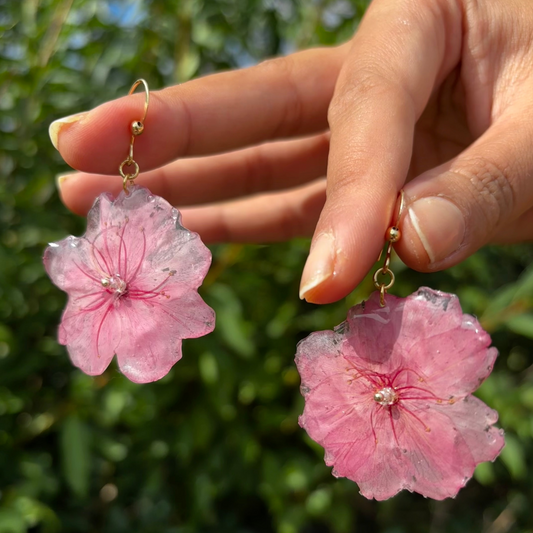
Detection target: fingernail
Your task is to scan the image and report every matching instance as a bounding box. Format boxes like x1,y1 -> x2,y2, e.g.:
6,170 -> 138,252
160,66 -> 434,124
55,172 -> 76,190
408,197 -> 465,264
49,113 -> 86,150
299,233 -> 336,301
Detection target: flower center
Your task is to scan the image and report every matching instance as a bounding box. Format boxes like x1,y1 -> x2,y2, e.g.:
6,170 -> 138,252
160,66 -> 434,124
374,387 -> 398,406
101,274 -> 128,295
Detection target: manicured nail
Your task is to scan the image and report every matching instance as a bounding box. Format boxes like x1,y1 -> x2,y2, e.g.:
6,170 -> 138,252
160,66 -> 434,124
408,197 -> 465,264
299,233 -> 336,301
55,172 -> 77,190
49,113 -> 87,150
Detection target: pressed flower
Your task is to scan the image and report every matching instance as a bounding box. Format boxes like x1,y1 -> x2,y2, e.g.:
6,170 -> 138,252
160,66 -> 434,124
44,186 -> 215,383
295,288 -> 504,500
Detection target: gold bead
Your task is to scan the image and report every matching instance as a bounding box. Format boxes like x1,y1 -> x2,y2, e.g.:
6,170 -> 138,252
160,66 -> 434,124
131,120 -> 144,136
386,226 -> 401,243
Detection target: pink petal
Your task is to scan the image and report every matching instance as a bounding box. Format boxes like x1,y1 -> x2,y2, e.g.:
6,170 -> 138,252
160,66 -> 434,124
130,226 -> 212,301
401,289 -> 497,397
297,330 -> 374,442
115,290 -> 215,383
44,186 -> 215,383
59,294 -> 120,375
324,404 -> 412,500
381,394 -> 504,500
295,288 -> 504,500
433,395 -> 505,464
44,237 -> 102,295
344,289 -> 497,397
376,402 -> 476,500
297,330 -> 407,499
342,289 -> 463,372
99,187 -> 211,283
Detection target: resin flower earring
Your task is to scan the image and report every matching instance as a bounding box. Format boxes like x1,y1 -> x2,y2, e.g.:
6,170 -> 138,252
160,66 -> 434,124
295,191 -> 505,500
44,80 -> 215,384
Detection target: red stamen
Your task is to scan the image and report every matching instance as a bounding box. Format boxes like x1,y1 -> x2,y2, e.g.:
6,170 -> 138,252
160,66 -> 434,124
91,241 -> 112,275
343,357 -> 382,388
117,222 -> 128,279
128,275 -> 174,300
390,366 -> 427,386
73,262 -> 101,284
95,303 -> 114,358
77,290 -> 106,301
369,408 -> 378,445
102,226 -> 115,275
397,404 -> 430,433
387,407 -> 400,446
128,229 -> 146,283
396,385 -> 442,399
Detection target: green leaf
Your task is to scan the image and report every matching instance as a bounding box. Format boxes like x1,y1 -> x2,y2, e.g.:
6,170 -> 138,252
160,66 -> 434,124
505,313 -> 533,339
480,285 -> 520,329
516,262 -> 533,295
474,461 -> 495,486
60,416 -> 91,497
500,434 -> 526,480
199,351 -> 219,384
176,46 -> 200,82
208,283 -> 255,358
0,509 -> 25,533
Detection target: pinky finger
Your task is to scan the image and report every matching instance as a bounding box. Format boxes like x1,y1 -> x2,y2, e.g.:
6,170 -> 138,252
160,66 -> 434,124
180,180 -> 326,243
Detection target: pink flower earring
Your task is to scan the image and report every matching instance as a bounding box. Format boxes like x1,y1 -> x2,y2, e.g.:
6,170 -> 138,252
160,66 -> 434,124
295,191 -> 505,500
44,80 -> 215,384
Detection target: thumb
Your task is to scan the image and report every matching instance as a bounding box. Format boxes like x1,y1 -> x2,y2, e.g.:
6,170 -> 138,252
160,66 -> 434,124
397,112 -> 533,270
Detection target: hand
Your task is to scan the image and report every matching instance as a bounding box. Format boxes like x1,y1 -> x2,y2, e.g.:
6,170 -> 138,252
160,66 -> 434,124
50,0 -> 533,304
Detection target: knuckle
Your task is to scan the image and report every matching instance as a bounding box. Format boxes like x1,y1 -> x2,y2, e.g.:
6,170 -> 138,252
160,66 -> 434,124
328,68 -> 409,127
242,146 -> 273,195
328,71 -> 382,126
451,157 -> 515,228
255,56 -> 304,137
216,207 -> 232,243
271,191 -> 311,241
278,207 -> 299,240
327,147 -> 375,195
279,197 -> 309,240
174,93 -> 193,156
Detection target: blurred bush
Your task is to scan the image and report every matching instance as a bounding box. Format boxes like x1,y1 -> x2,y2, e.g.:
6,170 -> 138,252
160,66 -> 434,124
0,1 -> 532,532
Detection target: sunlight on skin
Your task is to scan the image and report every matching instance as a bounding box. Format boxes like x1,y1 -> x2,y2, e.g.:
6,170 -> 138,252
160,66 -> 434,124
51,0 -> 533,304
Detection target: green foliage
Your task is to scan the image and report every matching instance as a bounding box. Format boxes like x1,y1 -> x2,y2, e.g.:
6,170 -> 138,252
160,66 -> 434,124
1,0 -> 533,532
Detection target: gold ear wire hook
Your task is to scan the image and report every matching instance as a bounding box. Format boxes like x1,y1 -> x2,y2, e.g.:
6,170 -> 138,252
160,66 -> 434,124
119,79 -> 150,193
377,190 -> 405,262
129,79 -> 150,124
373,190 -> 405,306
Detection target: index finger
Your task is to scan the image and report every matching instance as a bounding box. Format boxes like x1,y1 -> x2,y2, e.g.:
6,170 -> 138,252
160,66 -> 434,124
299,0 -> 461,303
50,47 -> 347,174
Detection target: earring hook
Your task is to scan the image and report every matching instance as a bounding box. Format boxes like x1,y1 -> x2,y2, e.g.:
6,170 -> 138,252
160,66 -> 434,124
129,79 -> 150,125
119,78 -> 150,193
373,189 -> 405,306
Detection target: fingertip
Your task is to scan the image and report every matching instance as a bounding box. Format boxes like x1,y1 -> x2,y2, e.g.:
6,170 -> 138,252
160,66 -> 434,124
51,94 -> 153,173
56,172 -> 77,191
56,173 -> 90,216
299,233 -> 336,300
57,173 -> 123,216
299,231 -> 362,304
299,277 -> 353,304
49,113 -> 88,151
